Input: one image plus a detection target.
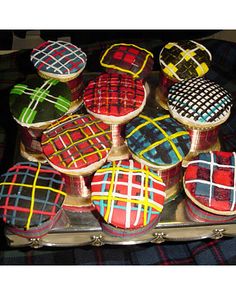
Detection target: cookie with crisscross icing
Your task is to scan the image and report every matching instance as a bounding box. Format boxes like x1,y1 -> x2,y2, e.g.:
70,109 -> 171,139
30,40 -> 87,81
159,40 -> 212,81
9,75 -> 72,128
100,43 -> 154,79
91,159 -> 166,229
184,151 -> 236,215
0,161 -> 67,238
41,114 -> 112,175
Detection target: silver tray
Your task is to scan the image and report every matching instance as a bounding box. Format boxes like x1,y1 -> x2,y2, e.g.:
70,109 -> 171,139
5,71 -> 236,248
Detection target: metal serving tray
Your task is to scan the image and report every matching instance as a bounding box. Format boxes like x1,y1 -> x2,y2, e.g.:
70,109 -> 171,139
5,72 -> 236,248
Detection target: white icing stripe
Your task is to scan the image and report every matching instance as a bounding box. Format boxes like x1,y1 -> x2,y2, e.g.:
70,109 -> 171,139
159,59 -> 182,80
186,159 -> 236,169
191,40 -> 212,61
231,152 -> 236,210
58,135 -> 78,168
125,160 -> 134,228
134,163 -> 144,227
208,151 -> 214,207
108,162 -> 119,224
32,41 -> 86,74
185,179 -> 235,191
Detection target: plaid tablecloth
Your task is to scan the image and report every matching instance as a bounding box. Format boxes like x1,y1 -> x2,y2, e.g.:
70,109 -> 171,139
1,38 -> 236,265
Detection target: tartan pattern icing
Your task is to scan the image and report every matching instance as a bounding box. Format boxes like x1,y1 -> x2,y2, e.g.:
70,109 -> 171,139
91,159 -> 166,229
30,40 -> 87,75
159,40 -> 212,81
0,162 -> 66,229
184,151 -> 236,213
83,73 -> 145,117
125,113 -> 190,166
100,43 -> 154,79
41,114 -> 112,171
10,75 -> 72,125
168,77 -> 232,123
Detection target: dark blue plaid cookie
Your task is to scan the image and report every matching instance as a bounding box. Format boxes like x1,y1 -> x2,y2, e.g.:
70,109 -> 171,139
125,111 -> 190,166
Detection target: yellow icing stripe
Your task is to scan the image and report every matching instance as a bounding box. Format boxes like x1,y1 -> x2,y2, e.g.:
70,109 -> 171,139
100,43 -> 154,79
143,166 -> 149,225
104,162 -> 116,222
92,195 -> 163,213
126,115 -> 170,139
25,162 -> 41,230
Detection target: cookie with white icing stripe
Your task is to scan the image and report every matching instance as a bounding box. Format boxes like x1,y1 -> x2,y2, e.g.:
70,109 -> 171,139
41,114 -> 112,175
159,40 -> 212,81
30,40 -> 87,82
168,77 -> 232,128
0,161 -> 67,238
91,159 -> 166,229
100,43 -> 154,79
9,75 -> 72,128
184,151 -> 236,215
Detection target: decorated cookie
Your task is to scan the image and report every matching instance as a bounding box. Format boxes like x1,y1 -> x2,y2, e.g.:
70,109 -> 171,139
184,151 -> 236,215
185,199 -> 236,223
91,159 -> 166,229
0,162 -> 67,237
125,111 -> 190,167
100,43 -> 154,79
159,40 -> 212,81
41,114 -> 112,175
168,77 -> 232,128
30,40 -> 87,81
83,73 -> 146,124
9,75 -> 72,127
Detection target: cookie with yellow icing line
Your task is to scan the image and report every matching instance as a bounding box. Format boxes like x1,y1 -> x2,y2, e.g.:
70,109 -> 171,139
9,75 -> 72,128
184,151 -> 236,216
100,43 -> 154,79
168,77 -> 232,129
30,40 -> 87,82
41,114 -> 112,176
83,73 -> 146,125
159,40 -> 212,81
91,159 -> 166,230
0,161 -> 67,238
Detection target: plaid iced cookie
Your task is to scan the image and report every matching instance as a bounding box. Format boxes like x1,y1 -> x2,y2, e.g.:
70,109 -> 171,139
83,73 -> 146,124
168,77 -> 232,128
41,114 -> 112,174
0,162 -> 66,235
100,43 -> 154,79
184,151 -> 236,215
30,40 -> 87,81
91,159 -> 166,229
125,112 -> 190,166
159,40 -> 212,81
9,75 -> 72,127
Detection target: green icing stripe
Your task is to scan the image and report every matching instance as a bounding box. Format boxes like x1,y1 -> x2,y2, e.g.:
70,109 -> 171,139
55,96 -> 70,112
30,88 -> 49,102
10,84 -> 28,95
49,79 -> 60,86
19,107 -> 37,124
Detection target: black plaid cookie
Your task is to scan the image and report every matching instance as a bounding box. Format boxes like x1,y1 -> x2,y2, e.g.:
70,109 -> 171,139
168,77 -> 233,128
0,161 -> 67,238
159,40 -> 212,81
184,151 -> 236,215
30,40 -> 87,81
9,75 -> 72,127
100,43 -> 154,79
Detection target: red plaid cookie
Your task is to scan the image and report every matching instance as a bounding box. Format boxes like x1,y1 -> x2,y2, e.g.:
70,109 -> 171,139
83,73 -> 146,124
184,151 -> 236,215
41,114 -> 112,175
30,40 -> 87,82
91,159 -> 166,229
100,43 -> 154,79
0,162 -> 67,238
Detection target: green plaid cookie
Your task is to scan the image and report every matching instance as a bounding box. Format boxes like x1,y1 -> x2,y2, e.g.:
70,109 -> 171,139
9,74 -> 72,126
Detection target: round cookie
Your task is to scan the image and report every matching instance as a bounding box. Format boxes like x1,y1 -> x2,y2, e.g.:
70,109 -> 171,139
125,111 -> 191,167
0,161 -> 67,238
91,159 -> 166,229
9,75 -> 72,128
100,43 -> 154,79
184,151 -> 236,216
30,40 -> 87,82
168,77 -> 232,128
159,40 -> 212,81
41,114 -> 112,175
83,73 -> 146,125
